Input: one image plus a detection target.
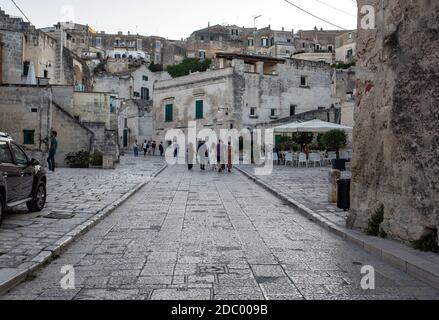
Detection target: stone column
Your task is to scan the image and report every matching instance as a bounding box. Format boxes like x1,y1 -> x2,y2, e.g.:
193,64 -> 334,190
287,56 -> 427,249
255,61 -> 264,75
328,169 -> 341,203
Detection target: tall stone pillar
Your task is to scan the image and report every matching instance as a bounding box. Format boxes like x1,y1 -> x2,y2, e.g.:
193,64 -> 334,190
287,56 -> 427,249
349,0 -> 439,244
255,61 -> 264,75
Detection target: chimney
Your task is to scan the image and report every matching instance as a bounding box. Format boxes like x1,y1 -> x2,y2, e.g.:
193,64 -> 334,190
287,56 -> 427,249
118,31 -> 123,35
282,27 -> 285,31
128,31 -> 130,35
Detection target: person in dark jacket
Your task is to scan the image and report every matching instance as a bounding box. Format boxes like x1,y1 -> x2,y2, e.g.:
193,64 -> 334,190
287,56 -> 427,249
47,130 -> 58,172
159,142 -> 164,157
198,141 -> 208,171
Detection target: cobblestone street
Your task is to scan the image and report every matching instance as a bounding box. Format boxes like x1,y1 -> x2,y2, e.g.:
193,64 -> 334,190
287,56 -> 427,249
0,156 -> 165,270
239,165 -> 348,226
2,165 -> 439,300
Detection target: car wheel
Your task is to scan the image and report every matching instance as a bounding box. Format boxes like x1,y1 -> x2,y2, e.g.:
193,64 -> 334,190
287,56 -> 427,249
27,182 -> 47,213
0,195 -> 4,226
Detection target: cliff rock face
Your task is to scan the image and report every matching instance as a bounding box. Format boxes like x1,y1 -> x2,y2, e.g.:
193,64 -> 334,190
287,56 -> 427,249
349,0 -> 439,244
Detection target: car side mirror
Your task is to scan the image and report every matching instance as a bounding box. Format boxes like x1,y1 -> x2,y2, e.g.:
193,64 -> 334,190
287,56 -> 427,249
30,158 -> 40,166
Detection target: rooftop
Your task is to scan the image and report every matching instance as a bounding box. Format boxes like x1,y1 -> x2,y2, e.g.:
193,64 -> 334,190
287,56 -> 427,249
216,52 -> 285,64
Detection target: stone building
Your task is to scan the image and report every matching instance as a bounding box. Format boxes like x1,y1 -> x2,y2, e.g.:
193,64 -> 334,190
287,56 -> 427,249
349,0 -> 439,246
153,53 -> 333,143
0,8 -> 91,88
40,22 -> 95,58
331,67 -> 356,146
93,64 -> 171,101
90,32 -> 186,68
295,28 -> 348,53
335,31 -> 357,64
118,99 -> 154,150
0,85 -> 95,166
185,24 -> 295,60
93,64 -> 171,149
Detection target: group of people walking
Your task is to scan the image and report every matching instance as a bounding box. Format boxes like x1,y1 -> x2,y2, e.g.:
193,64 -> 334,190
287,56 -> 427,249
186,140 -> 233,173
133,140 -> 164,157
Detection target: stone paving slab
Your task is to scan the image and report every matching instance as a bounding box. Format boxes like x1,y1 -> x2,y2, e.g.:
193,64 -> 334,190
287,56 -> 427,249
2,166 -> 438,300
0,155 -> 167,295
237,165 -> 439,290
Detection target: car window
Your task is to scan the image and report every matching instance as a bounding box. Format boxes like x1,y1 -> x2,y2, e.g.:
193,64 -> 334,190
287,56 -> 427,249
0,142 -> 14,164
10,143 -> 29,165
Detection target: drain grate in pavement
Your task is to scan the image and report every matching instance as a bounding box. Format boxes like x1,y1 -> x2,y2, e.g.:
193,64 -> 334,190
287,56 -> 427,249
197,265 -> 229,275
150,225 -> 162,231
44,213 -> 76,219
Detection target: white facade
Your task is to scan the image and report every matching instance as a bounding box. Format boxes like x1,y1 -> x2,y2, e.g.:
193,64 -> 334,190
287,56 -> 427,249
153,55 -> 334,143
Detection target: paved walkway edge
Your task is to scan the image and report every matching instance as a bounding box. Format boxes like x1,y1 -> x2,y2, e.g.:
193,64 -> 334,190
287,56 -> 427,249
236,166 -> 439,290
0,163 -> 168,296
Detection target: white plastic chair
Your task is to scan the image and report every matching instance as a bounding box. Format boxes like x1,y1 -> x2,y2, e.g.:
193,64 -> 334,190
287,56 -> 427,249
285,152 -> 293,166
309,153 -> 322,167
272,152 -> 279,165
292,153 -> 299,167
298,153 -> 308,167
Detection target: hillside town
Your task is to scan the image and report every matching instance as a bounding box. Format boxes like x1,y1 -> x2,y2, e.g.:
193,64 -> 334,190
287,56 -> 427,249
0,0 -> 438,303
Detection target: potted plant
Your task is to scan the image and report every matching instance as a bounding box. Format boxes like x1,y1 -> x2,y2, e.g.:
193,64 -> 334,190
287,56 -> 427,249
65,150 -> 91,168
321,129 -> 348,170
90,151 -> 104,168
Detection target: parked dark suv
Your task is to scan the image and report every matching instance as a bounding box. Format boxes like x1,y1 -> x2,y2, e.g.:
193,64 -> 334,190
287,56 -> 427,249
0,133 -> 47,226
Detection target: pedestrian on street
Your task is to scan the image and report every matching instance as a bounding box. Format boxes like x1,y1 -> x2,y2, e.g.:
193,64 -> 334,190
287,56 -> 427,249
47,130 -> 58,172
198,141 -> 208,171
133,140 -> 139,157
217,140 -> 224,173
143,140 -> 148,157
174,144 -> 178,160
227,141 -> 233,173
187,143 -> 195,171
147,141 -> 152,155
159,142 -> 164,157
152,141 -> 157,156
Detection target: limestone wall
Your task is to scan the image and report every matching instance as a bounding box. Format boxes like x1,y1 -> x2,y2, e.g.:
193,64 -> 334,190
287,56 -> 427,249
0,86 -> 51,149
51,103 -> 94,167
349,0 -> 439,244
0,30 -> 24,84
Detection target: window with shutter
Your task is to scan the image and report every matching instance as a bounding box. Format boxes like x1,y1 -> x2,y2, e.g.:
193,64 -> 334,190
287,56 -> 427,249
23,130 -> 35,145
195,100 -> 204,119
165,104 -> 173,122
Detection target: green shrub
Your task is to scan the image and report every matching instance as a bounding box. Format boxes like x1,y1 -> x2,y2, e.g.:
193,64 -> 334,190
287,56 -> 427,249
317,133 -> 326,150
148,63 -> 164,72
412,230 -> 439,253
366,206 -> 385,236
166,58 -> 212,78
291,133 -> 314,150
65,151 -> 90,168
321,130 -> 348,159
331,61 -> 356,69
90,151 -> 103,166
278,137 -> 301,152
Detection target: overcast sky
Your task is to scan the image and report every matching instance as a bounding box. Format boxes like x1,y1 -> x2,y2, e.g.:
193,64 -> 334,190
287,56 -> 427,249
1,0 -> 358,39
